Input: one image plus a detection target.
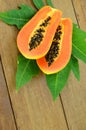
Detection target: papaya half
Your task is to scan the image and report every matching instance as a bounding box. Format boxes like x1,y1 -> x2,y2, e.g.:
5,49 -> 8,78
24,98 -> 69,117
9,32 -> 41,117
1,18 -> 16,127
36,18 -> 72,74
17,6 -> 62,59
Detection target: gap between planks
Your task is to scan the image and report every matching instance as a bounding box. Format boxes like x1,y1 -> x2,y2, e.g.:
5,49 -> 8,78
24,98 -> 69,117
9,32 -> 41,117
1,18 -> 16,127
71,0 -> 79,26
0,57 -> 18,130
60,95 -> 70,130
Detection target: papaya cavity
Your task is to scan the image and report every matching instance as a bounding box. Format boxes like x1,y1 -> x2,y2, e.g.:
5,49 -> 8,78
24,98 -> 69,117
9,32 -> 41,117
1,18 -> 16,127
45,23 -> 64,66
37,18 -> 72,74
29,16 -> 51,51
17,6 -> 62,59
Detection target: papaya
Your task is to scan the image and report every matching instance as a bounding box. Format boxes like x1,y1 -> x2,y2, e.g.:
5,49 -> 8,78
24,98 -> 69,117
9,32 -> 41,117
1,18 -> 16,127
17,6 -> 62,59
36,18 -> 72,74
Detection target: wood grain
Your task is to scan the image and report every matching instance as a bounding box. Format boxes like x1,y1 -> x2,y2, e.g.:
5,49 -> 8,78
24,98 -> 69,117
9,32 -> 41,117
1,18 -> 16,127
72,0 -> 86,30
0,60 -> 16,130
56,0 -> 86,129
0,0 -> 68,130
0,0 -> 86,130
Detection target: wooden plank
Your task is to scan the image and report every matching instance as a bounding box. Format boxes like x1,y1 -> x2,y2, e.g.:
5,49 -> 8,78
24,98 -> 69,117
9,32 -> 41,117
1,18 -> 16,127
0,60 -> 17,130
53,0 -> 76,21
72,0 -> 86,30
55,0 -> 86,129
0,0 -> 68,130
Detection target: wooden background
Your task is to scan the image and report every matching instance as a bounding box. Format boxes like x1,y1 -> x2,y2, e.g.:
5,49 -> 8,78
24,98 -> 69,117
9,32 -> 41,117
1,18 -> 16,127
0,0 -> 86,130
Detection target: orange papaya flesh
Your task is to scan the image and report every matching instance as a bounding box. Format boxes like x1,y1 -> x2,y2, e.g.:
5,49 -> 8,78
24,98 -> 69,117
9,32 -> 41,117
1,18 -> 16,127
17,6 -> 62,59
36,18 -> 72,74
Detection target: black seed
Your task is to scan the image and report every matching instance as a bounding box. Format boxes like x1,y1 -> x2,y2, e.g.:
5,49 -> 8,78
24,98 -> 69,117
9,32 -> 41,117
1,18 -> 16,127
45,24 -> 63,66
36,28 -> 45,33
40,22 -> 48,27
40,16 -> 51,27
58,31 -> 62,34
46,16 -> 51,21
57,25 -> 62,31
45,42 -> 60,66
29,17 -> 51,50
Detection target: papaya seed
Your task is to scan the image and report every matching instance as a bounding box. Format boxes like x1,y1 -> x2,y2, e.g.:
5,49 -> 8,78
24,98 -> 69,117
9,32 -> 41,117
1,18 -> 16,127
45,24 -> 63,66
29,16 -> 51,51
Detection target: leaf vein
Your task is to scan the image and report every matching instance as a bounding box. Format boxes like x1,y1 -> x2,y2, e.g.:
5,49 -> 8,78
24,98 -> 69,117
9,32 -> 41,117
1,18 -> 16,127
0,15 -> 28,22
73,43 -> 86,57
55,74 -> 58,96
18,60 -> 30,87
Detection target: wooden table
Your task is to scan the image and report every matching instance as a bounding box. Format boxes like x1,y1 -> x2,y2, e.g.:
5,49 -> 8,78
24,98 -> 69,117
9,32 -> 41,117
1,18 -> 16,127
0,0 -> 86,130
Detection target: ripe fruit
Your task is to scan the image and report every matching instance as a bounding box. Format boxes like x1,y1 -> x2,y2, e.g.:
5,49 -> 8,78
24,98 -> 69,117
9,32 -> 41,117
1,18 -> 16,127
17,6 -> 62,59
37,18 -> 72,74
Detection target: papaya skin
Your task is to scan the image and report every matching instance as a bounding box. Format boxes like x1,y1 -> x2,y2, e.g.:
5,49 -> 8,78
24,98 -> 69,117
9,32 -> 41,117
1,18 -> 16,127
36,18 -> 72,74
17,6 -> 62,59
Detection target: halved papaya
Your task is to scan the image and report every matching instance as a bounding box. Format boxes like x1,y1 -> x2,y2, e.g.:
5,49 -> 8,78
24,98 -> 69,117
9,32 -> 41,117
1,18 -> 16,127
37,18 -> 72,74
17,6 -> 62,59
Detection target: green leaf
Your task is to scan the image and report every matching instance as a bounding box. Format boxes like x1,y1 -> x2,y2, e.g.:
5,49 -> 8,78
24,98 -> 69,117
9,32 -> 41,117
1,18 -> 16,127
32,0 -> 45,9
16,54 -> 40,91
70,55 -> 80,81
46,62 -> 71,100
46,0 -> 54,8
72,24 -> 86,63
0,4 -> 36,29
